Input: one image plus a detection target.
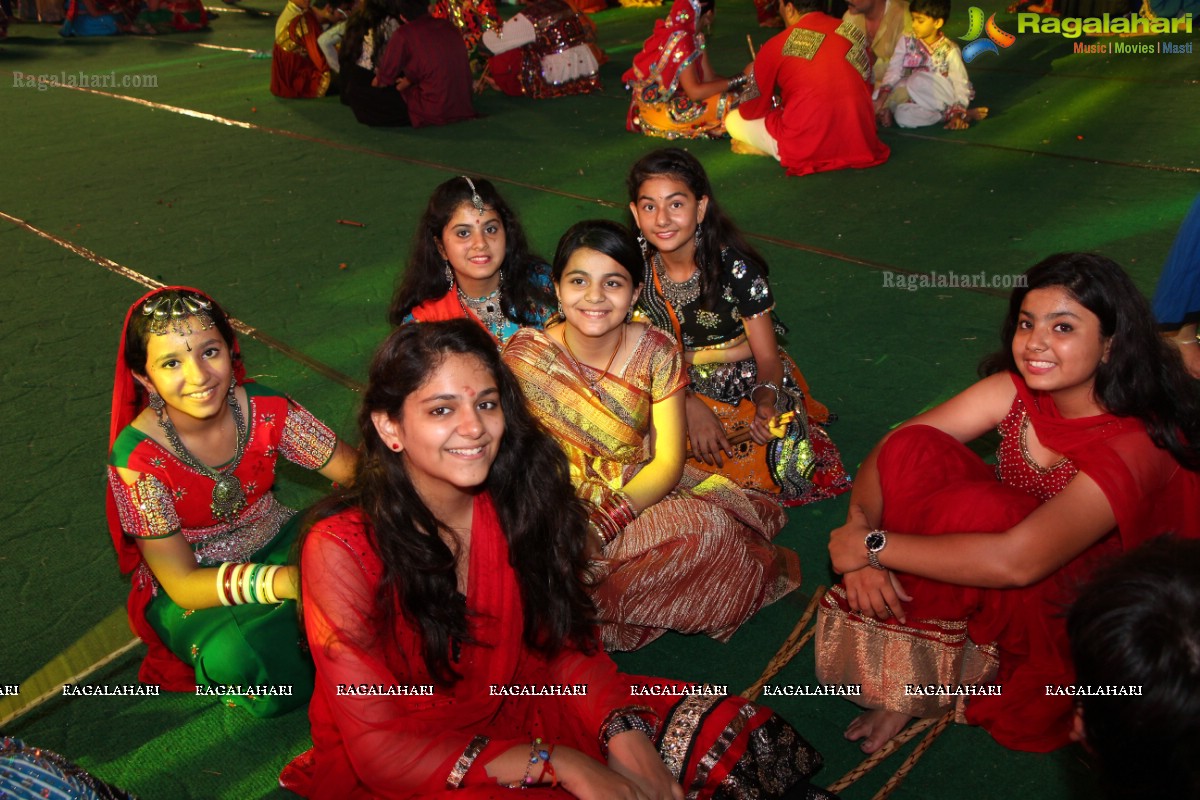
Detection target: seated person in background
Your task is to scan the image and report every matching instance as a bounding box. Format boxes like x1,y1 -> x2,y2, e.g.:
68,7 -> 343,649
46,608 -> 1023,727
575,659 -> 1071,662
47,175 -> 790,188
481,0 -> 604,100
1066,536 -> 1200,800
874,0 -> 987,129
271,0 -> 346,98
819,253 -> 1200,754
282,319 -> 837,800
373,0 -> 476,128
842,0 -> 911,85
628,148 -> 851,505
726,0 -> 889,176
60,0 -> 129,35
623,0 -> 752,140
107,288 -> 357,715
338,0 -> 409,125
432,0 -> 501,71
390,176 -> 555,345
1152,192 -> 1200,378
503,220 -> 801,652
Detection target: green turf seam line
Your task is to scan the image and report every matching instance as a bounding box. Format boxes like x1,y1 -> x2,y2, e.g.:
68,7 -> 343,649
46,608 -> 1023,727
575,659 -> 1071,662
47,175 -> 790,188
890,130 -> 1200,174
969,63 -> 1200,86
1,209 -> 364,392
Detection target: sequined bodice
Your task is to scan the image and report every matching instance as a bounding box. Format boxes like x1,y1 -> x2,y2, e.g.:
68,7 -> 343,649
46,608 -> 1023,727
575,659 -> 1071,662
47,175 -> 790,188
995,397 -> 1078,502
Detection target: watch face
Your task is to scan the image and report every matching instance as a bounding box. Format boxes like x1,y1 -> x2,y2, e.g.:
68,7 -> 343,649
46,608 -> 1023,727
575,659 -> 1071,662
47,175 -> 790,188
866,532 -> 886,552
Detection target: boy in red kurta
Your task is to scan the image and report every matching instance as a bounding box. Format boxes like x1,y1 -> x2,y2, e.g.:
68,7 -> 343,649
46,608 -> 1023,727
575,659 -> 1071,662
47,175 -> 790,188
727,0 -> 889,176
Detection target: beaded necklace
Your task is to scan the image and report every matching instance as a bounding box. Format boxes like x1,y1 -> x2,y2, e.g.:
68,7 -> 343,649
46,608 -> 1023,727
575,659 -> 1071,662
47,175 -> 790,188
156,389 -> 249,521
458,286 -> 506,342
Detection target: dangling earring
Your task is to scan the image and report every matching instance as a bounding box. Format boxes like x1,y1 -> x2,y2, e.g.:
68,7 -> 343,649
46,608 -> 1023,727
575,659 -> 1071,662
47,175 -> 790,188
625,308 -> 634,324
148,391 -> 165,413
444,260 -> 454,287
694,221 -> 703,248
228,375 -> 237,399
636,232 -> 648,258
498,268 -> 505,287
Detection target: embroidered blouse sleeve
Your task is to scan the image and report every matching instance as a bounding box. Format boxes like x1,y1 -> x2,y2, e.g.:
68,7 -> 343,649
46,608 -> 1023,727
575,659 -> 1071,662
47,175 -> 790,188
724,252 -> 774,320
280,399 -> 338,470
303,520 -> 526,796
648,332 -> 687,402
107,468 -> 181,539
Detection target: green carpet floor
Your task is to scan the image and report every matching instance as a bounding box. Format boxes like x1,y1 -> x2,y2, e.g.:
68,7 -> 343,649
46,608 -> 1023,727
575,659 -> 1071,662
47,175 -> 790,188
1,0 -> 1196,796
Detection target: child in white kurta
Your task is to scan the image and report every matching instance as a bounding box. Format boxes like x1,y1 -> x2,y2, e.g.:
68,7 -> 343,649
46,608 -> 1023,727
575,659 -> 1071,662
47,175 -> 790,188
874,0 -> 986,129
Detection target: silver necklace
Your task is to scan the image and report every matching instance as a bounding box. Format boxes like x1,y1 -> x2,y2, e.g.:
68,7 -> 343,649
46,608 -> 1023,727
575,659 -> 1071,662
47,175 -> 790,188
654,253 -> 701,308
156,389 -> 249,521
458,286 -> 506,341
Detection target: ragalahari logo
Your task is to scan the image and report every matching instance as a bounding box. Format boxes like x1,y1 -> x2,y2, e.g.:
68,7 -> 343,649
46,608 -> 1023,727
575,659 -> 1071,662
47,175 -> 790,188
960,7 -> 1017,62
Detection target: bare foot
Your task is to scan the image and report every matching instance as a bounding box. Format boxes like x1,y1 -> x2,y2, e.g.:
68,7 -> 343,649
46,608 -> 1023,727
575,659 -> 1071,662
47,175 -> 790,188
966,106 -> 989,122
944,116 -> 969,130
731,138 -> 771,157
844,709 -> 913,753
877,107 -> 894,128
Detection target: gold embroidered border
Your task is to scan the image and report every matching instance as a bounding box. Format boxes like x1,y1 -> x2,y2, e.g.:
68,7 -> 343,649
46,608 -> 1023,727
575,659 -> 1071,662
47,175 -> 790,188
659,695 -> 721,781
782,27 -> 824,60
835,20 -> 872,81
815,588 -> 998,719
688,701 -> 756,795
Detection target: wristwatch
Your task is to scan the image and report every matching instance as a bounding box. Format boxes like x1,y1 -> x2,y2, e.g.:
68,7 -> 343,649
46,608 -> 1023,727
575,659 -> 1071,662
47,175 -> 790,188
865,530 -> 888,571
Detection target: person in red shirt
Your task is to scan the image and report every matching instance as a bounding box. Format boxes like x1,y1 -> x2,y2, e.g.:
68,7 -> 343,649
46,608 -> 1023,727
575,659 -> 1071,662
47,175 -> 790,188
373,0 -> 476,127
726,0 -> 889,176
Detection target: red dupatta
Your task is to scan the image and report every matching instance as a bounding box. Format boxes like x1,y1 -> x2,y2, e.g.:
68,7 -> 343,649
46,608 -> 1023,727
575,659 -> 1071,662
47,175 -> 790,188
1012,372 -> 1200,547
410,290 -> 500,346
106,286 -> 247,689
622,0 -> 705,90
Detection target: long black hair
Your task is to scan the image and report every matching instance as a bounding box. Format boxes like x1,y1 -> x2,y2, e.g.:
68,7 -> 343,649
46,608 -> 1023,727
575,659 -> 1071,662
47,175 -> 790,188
1067,536 -> 1200,799
389,177 -> 555,328
551,219 -> 646,286
981,252 -> 1200,470
340,0 -> 405,70
303,320 -> 595,685
626,147 -> 769,309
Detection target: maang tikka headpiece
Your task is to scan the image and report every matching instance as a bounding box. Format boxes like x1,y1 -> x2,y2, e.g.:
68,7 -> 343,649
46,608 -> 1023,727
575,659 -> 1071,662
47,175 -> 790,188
142,292 -> 216,337
462,176 -> 485,215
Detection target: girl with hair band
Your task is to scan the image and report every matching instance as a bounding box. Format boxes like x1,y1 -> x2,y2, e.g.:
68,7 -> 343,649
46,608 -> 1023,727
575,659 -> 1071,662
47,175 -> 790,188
390,175 -> 557,346
106,287 -> 357,715
623,0 -> 752,140
502,220 -> 800,652
628,148 -> 850,508
817,253 -> 1200,754
282,319 -> 837,800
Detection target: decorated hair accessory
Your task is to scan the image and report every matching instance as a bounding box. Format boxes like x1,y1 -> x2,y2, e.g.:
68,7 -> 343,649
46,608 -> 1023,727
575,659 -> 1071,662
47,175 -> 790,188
462,176 -> 485,215
142,292 -> 215,337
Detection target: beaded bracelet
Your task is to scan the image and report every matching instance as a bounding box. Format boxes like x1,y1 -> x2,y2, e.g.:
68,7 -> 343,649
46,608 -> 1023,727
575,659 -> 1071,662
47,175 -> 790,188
508,738 -> 553,789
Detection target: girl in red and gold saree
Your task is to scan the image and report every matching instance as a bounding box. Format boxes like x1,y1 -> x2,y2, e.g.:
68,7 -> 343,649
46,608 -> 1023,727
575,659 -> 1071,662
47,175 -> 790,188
502,220 -> 800,652
623,0 -> 751,140
281,319 -> 838,800
390,176 -> 557,347
106,288 -> 357,715
629,148 -> 850,508
818,253 -> 1200,754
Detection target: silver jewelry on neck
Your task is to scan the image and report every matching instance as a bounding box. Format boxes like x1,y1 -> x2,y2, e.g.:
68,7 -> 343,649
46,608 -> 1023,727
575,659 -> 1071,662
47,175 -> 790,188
654,253 -> 701,308
458,285 -> 505,341
155,386 -> 249,521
